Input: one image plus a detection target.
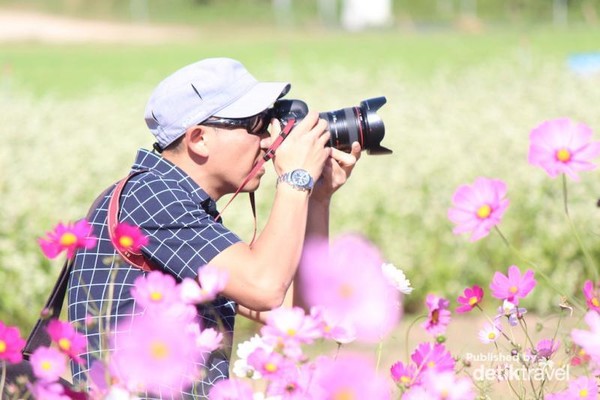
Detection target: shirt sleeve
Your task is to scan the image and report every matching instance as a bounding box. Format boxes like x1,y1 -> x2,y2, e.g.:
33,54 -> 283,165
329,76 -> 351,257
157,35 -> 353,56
119,174 -> 241,280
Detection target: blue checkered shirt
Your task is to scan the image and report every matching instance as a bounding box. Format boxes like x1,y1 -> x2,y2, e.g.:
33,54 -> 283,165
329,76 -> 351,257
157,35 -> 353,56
68,149 -> 241,399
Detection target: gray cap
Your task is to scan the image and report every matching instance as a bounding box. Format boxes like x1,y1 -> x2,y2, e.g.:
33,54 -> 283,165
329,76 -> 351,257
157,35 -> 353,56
144,58 -> 291,149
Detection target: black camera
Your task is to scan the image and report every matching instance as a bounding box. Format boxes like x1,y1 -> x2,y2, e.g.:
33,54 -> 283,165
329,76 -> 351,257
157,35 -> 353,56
270,97 -> 392,155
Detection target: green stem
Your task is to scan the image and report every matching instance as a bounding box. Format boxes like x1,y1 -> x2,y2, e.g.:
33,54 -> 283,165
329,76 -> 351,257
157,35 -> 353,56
375,341 -> 383,373
562,174 -> 599,282
404,315 -> 427,363
494,226 -> 586,313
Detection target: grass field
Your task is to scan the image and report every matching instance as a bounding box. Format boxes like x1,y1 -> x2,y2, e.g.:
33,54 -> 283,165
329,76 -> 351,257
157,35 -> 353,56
1,21 -> 600,337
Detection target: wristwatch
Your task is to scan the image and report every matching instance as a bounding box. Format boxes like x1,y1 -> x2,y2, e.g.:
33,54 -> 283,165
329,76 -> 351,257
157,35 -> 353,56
277,169 -> 314,194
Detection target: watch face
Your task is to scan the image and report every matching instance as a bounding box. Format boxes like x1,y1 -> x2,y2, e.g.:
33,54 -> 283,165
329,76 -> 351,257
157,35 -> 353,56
291,169 -> 311,186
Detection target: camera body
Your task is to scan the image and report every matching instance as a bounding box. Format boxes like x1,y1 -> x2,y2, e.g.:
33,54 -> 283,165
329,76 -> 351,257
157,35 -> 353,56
269,97 -> 392,155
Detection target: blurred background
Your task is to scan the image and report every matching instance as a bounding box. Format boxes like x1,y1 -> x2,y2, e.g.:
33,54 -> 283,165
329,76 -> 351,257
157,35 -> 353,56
1,0 -> 600,337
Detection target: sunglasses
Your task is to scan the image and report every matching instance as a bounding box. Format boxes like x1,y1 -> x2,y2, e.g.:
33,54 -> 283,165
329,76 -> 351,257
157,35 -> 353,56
202,110 -> 271,136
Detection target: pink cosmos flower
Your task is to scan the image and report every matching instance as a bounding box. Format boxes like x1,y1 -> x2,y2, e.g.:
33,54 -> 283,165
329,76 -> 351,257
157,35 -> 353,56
261,306 -> 321,360
209,378 -> 255,399
299,234 -> 400,343
447,177 -> 510,242
545,376 -> 599,400
46,319 -> 86,364
0,321 -> 26,363
528,118 -> 600,181
180,265 -> 228,304
309,306 -> 356,344
410,370 -> 475,400
38,219 -> 97,259
390,360 -> 416,387
130,270 -> 181,310
410,342 -> 455,373
27,381 -> 70,400
194,327 -> 223,353
266,362 -> 313,399
30,346 -> 67,383
111,222 -> 149,253
534,338 -> 560,361
422,294 -> 452,337
109,312 -> 201,397
489,265 -> 536,305
571,311 -> 600,365
456,285 -> 484,313
309,353 -> 391,400
232,334 -> 274,380
247,347 -> 295,380
583,280 -> 600,313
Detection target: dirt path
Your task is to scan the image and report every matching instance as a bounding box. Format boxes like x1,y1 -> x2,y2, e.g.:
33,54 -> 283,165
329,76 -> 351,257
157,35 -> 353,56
0,9 -> 197,43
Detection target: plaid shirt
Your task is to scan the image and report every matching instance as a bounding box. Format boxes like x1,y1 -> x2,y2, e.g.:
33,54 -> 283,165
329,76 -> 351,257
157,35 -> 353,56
68,149 -> 241,399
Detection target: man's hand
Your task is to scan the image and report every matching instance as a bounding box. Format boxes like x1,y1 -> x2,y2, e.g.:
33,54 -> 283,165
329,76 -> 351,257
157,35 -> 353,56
310,141 -> 362,203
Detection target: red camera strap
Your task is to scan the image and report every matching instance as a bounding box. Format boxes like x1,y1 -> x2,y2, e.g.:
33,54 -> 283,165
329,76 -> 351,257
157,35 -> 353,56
215,119 -> 296,246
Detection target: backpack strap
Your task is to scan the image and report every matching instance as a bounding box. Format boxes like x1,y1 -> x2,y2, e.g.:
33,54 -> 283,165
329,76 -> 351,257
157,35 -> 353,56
107,169 -> 156,272
22,170 -> 154,359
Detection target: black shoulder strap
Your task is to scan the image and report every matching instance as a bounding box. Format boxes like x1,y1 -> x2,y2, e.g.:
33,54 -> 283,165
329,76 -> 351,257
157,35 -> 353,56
22,172 -> 140,359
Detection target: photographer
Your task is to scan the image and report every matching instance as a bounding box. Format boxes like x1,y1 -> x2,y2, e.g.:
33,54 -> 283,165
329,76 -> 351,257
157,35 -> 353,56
67,57 -> 361,398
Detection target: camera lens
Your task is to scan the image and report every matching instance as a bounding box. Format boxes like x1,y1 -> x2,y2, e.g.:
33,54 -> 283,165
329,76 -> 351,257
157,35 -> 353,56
320,97 -> 391,155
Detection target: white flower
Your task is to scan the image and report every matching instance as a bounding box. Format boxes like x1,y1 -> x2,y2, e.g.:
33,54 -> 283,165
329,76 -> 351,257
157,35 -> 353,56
478,323 -> 501,344
381,263 -> 413,294
232,334 -> 273,379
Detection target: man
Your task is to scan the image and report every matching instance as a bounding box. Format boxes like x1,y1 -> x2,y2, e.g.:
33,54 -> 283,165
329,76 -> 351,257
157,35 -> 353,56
67,57 -> 361,398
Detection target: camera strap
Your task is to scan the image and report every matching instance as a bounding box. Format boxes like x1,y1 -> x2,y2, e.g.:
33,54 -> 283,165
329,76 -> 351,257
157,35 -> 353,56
214,119 -> 296,246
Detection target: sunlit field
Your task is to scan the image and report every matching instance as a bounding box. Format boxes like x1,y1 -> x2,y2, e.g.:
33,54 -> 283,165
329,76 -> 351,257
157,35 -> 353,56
2,25 -> 600,339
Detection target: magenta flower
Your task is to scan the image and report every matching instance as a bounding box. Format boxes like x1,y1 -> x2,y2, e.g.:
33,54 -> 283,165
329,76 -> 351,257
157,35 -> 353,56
545,376 -> 598,400
38,219 -> 97,259
310,353 -> 391,400
180,265 -> 228,304
209,379 -> 254,399
46,319 -> 86,364
111,222 -> 149,253
299,234 -> 400,343
583,280 -> 600,313
447,177 -> 509,242
571,311 -> 600,365
390,360 -> 416,387
266,362 -> 313,399
422,294 -> 451,337
489,265 -> 536,305
27,381 -> 69,400
528,118 -> 600,181
130,270 -> 181,310
410,342 -> 455,373
30,346 -> 67,383
247,347 -> 294,380
109,312 -> 201,397
534,338 -> 560,360
0,321 -> 26,364
456,285 -> 484,313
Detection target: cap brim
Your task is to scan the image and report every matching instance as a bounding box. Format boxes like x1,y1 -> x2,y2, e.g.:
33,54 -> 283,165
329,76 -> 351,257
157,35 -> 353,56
214,82 -> 290,118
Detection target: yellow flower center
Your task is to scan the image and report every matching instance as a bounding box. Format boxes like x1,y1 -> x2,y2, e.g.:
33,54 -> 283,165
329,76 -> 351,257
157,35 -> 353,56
333,389 -> 355,400
468,296 -> 479,306
0,340 -> 6,353
119,235 -> 134,249
509,286 -> 518,294
400,376 -> 411,384
58,338 -> 71,351
150,291 -> 163,302
488,332 -> 496,340
592,297 -> 600,307
41,360 -> 52,371
476,204 -> 492,219
59,232 -> 77,246
556,148 -> 571,162
338,283 -> 354,299
579,389 -> 588,397
150,341 -> 169,360
286,328 -> 296,337
427,361 -> 436,368
264,362 -> 278,372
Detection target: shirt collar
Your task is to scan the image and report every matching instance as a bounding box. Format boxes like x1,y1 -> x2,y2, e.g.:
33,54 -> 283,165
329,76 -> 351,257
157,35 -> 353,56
131,148 -> 215,209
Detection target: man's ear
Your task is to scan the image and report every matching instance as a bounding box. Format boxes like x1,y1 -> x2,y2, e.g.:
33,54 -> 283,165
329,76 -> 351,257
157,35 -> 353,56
185,125 -> 210,158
